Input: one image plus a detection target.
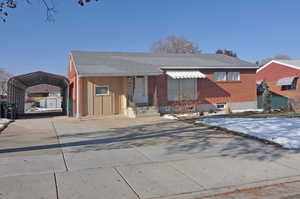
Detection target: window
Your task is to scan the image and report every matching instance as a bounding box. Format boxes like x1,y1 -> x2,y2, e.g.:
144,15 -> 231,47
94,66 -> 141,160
95,86 -> 109,95
282,78 -> 298,91
227,72 -> 240,81
216,103 -> 226,109
214,72 -> 226,81
167,77 -> 197,101
214,72 -> 240,82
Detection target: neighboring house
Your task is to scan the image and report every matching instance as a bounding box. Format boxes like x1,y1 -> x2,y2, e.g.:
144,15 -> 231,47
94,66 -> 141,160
256,60 -> 300,109
68,51 -> 258,118
26,84 -> 62,110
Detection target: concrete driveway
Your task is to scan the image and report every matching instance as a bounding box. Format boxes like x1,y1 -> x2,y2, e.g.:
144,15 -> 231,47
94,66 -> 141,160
1,116 -> 300,199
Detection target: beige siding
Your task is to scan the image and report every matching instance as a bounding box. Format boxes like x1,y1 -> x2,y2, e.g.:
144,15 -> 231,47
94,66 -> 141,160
80,77 -> 127,117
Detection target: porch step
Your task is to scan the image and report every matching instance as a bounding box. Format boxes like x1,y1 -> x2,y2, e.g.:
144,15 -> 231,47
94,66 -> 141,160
135,106 -> 160,117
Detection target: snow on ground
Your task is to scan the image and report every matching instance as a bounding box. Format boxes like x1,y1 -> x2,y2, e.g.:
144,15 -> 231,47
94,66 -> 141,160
161,114 -> 178,120
198,117 -> 300,149
0,118 -> 12,131
162,109 -> 263,120
34,107 -> 62,112
232,109 -> 263,113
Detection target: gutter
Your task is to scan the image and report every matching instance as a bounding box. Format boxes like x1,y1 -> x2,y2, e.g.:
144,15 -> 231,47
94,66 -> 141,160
161,66 -> 259,70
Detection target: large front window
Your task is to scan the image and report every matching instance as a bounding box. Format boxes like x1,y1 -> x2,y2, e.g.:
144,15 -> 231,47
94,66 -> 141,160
168,77 -> 197,101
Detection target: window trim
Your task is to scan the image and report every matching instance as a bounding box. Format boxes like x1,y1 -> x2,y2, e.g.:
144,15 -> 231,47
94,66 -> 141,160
95,85 -> 110,96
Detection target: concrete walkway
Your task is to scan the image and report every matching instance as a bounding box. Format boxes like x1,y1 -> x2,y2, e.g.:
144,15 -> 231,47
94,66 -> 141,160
1,116 -> 300,198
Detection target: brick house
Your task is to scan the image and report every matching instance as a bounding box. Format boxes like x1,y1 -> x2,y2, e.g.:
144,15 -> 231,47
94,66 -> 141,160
68,51 -> 258,118
256,60 -> 300,110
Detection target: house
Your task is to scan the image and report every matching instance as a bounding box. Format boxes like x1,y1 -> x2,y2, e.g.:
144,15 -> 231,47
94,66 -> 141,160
68,51 -> 258,118
256,60 -> 300,110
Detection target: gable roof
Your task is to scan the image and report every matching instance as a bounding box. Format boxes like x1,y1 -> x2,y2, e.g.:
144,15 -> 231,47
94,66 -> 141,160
70,51 -> 258,77
257,60 -> 300,72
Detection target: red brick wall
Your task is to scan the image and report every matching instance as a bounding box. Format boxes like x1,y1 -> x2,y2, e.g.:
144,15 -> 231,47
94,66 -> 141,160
257,62 -> 300,82
256,62 -> 300,98
151,69 -> 257,106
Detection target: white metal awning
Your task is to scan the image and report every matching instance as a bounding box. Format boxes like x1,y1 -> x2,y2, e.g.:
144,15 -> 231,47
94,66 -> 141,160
276,77 -> 297,86
166,70 -> 206,79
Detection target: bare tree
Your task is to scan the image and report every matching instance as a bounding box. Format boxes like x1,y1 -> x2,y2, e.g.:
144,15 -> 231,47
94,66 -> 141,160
151,35 -> 200,54
0,0 -> 98,22
215,49 -> 237,57
0,68 -> 12,96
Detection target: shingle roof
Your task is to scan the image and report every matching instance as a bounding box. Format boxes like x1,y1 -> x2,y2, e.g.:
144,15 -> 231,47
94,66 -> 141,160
70,51 -> 258,77
275,60 -> 300,69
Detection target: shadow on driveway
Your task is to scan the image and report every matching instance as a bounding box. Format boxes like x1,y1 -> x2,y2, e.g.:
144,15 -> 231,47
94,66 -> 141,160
0,120 -> 298,161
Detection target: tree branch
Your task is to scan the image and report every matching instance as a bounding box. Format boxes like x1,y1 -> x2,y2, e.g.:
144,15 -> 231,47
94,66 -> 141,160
0,0 -> 99,22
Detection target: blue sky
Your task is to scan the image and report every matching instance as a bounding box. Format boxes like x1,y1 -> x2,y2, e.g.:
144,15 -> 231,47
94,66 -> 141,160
1,0 -> 300,76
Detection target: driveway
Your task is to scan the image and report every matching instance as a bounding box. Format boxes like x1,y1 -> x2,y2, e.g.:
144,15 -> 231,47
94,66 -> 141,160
1,116 -> 300,198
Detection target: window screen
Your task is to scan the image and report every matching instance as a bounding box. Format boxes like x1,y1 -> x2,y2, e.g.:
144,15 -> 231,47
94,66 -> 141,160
214,72 -> 227,81
227,72 -> 240,81
168,78 -> 180,101
181,79 -> 197,100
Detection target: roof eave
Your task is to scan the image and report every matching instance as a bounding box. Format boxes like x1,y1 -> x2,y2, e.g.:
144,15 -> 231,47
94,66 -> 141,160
161,66 -> 259,70
78,72 -> 163,77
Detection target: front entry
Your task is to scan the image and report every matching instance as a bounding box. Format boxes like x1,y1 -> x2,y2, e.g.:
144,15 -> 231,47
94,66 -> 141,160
134,76 -> 148,105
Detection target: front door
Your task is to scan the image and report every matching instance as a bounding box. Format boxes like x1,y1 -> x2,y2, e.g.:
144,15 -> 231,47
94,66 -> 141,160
134,76 -> 148,105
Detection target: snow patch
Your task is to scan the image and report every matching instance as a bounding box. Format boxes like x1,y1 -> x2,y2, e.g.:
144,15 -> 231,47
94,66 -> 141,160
0,118 -> 12,132
34,108 -> 62,112
232,109 -> 263,113
198,117 -> 300,149
161,114 -> 178,120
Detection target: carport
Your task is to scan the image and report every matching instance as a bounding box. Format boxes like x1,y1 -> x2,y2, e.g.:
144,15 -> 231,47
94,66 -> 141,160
7,71 -> 69,116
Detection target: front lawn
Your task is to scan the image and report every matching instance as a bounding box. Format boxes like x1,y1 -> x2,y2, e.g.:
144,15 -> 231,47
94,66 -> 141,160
197,117 -> 300,149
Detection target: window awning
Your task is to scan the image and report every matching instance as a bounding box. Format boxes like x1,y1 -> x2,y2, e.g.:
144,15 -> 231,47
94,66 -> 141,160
166,70 -> 206,79
276,77 -> 297,86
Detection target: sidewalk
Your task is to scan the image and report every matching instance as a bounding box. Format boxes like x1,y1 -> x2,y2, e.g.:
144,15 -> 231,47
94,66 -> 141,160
1,116 -> 300,198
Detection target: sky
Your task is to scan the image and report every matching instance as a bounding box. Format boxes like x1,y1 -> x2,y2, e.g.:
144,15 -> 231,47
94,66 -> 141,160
1,0 -> 300,76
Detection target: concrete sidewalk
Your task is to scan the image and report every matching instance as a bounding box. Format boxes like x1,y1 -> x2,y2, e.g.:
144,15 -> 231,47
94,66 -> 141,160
1,116 -> 300,199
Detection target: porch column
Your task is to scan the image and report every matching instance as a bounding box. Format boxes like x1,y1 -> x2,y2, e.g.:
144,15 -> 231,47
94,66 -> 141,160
121,77 -> 128,115
76,77 -> 81,118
